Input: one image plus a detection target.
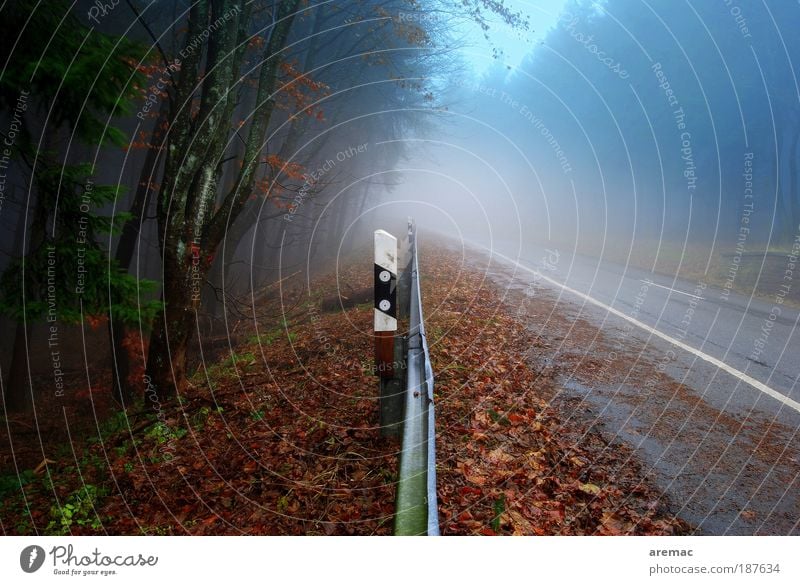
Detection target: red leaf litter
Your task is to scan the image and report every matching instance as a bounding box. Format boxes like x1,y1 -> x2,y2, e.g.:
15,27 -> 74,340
0,241 -> 689,535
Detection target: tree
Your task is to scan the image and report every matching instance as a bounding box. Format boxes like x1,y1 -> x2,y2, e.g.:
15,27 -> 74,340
135,0 -> 530,403
145,0 -> 302,401
0,1 -> 159,412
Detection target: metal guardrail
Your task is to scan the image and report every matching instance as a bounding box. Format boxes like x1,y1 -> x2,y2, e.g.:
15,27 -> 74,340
393,220 -> 439,536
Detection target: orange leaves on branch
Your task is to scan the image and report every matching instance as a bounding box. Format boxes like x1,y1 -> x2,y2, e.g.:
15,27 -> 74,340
123,67 -> 173,152
133,61 -> 165,78
127,130 -> 154,151
280,60 -> 327,93
252,177 -> 273,202
250,154 -> 308,203
276,60 -> 328,118
138,181 -> 160,192
264,154 -> 305,181
122,330 -> 147,387
393,21 -> 430,46
85,315 -> 108,330
247,36 -> 265,50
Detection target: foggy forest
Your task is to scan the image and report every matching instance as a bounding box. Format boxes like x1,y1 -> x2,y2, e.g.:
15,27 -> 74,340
0,0 -> 798,541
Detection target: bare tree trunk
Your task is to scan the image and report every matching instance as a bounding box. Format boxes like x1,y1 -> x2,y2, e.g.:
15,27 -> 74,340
4,322 -> 32,413
109,104 -> 168,406
146,0 -> 300,403
145,258 -> 198,401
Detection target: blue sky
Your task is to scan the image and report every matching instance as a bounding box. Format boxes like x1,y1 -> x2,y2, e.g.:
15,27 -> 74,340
461,0 -> 573,71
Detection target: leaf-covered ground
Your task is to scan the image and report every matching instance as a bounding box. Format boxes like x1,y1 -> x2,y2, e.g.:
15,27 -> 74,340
0,241 -> 689,535
419,242 -> 689,535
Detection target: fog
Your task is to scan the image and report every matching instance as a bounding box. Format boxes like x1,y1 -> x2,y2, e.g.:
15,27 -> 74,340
372,0 -> 800,284
2,0 -> 800,544
2,0 -> 799,401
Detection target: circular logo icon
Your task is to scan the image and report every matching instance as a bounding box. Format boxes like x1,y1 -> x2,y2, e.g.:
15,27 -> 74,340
379,299 -> 391,311
20,545 -> 45,573
378,270 -> 391,283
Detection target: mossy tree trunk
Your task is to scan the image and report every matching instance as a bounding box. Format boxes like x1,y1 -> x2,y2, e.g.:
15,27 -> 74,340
145,0 -> 300,403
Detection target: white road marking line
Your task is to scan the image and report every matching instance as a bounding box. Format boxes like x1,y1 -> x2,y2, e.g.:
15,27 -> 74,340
482,246 -> 800,415
644,280 -> 705,300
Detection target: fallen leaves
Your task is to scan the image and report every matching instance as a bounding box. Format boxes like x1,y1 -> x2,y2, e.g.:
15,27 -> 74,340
421,243 -> 690,536
0,241 -> 690,537
578,483 -> 602,496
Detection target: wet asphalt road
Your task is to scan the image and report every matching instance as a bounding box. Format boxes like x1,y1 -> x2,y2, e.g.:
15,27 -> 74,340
457,238 -> 800,535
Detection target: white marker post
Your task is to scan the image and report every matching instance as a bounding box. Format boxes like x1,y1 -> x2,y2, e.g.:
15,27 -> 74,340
375,230 -> 404,437
374,230 -> 398,378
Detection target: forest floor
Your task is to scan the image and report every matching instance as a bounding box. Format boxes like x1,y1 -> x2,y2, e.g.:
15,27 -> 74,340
0,242 -> 690,535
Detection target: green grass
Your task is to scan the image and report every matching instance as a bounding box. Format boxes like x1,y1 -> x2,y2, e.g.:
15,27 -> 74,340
190,406 -> 212,429
491,494 -> 506,532
0,469 -> 36,500
0,469 -> 38,533
191,351 -> 258,385
247,327 -> 288,346
221,351 -> 256,368
488,409 -> 511,426
46,484 -> 106,535
87,409 -> 142,445
144,422 -> 187,445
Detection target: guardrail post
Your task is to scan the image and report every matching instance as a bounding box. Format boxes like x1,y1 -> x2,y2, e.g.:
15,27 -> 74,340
374,230 -> 403,437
